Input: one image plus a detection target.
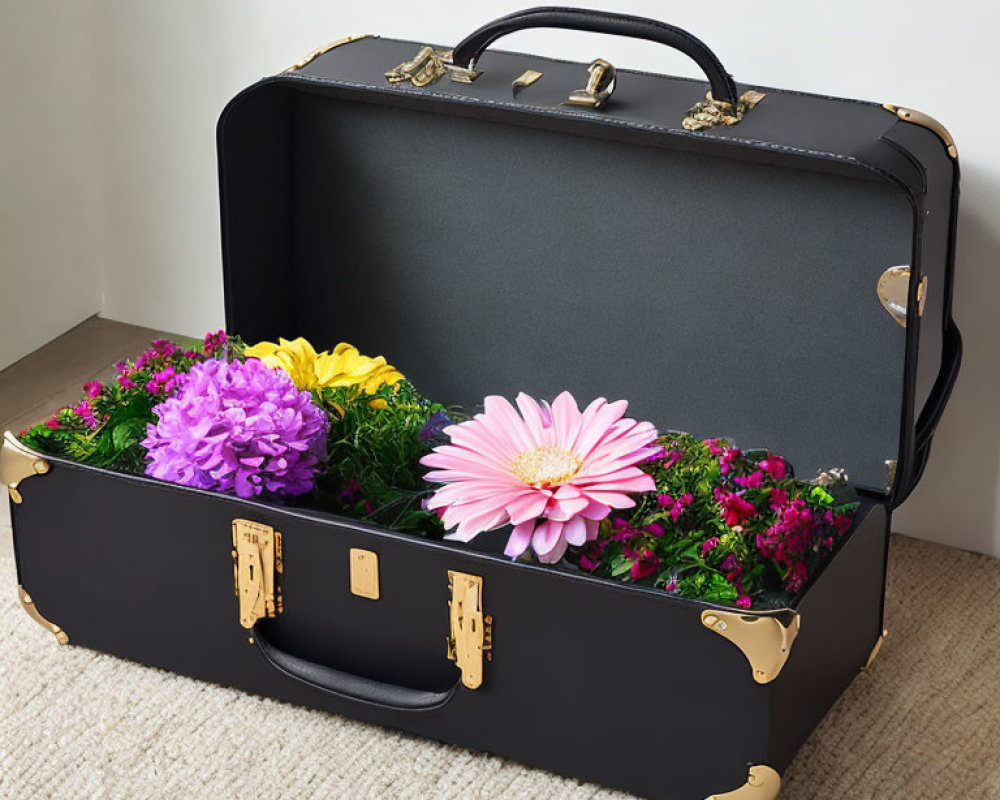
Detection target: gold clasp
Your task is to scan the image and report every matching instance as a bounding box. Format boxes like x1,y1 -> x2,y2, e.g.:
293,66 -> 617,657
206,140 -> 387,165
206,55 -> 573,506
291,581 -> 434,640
232,519 -> 283,629
683,89 -> 766,131
386,46 -> 481,87
567,58 -> 617,109
446,571 -> 492,689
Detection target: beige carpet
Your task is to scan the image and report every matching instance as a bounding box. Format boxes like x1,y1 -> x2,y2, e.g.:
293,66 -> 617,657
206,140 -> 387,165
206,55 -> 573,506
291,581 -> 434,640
1,535 -> 998,800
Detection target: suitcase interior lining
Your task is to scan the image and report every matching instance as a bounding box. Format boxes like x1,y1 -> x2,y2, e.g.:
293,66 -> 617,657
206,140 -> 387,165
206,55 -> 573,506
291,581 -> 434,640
220,84 -> 915,491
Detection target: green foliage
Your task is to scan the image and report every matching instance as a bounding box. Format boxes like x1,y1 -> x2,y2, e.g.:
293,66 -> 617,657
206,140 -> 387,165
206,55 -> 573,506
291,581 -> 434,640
310,380 -> 452,537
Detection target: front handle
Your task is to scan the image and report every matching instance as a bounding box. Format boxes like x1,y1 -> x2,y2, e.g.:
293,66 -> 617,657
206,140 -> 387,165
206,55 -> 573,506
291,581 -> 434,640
450,6 -> 739,106
253,622 -> 459,711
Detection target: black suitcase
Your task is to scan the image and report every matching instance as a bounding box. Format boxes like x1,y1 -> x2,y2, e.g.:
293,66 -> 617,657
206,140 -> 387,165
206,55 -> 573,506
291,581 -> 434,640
4,9 -> 961,799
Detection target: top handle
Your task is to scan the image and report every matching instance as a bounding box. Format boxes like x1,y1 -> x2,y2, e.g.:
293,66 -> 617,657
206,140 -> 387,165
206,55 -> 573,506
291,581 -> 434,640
450,6 -> 739,106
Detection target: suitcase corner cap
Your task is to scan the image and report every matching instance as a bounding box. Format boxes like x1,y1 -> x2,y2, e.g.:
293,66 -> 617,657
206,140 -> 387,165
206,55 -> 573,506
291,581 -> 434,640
705,764 -> 781,800
701,608 -> 800,684
1,430 -> 50,504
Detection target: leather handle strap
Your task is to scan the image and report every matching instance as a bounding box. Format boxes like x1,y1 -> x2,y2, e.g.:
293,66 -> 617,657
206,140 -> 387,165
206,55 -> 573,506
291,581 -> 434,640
450,6 -> 739,106
894,319 -> 962,505
252,622 -> 459,711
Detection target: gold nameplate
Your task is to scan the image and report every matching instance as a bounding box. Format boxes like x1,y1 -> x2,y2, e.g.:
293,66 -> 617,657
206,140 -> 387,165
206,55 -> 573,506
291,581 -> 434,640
350,548 -> 380,600
447,571 -> 492,689
232,519 -> 283,629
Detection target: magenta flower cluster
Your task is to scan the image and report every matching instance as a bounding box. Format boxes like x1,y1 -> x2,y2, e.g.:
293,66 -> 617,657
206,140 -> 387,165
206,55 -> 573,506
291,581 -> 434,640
142,358 -> 328,499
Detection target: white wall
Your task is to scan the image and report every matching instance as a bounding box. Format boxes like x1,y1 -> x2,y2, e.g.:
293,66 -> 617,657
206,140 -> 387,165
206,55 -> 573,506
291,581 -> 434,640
0,3 -> 105,370
3,1 -> 998,555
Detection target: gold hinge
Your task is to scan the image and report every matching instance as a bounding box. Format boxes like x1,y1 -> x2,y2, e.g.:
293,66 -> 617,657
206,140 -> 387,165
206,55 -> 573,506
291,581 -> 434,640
701,608 -> 800,684
566,59 -> 616,109
863,628 -> 888,672
683,89 -> 766,131
446,570 -> 492,689
705,765 -> 782,800
283,34 -> 374,73
1,430 -> 50,504
17,585 -> 69,645
883,104 -> 957,159
232,519 -> 283,629
878,265 -> 928,328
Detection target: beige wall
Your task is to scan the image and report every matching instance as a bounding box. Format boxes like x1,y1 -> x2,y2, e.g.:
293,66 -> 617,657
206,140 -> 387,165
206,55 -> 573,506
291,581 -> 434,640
0,3 -> 105,370
2,0 -> 998,554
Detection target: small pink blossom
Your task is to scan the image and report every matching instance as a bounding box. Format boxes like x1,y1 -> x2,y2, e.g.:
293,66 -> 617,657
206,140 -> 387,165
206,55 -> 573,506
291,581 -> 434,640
700,537 -> 720,556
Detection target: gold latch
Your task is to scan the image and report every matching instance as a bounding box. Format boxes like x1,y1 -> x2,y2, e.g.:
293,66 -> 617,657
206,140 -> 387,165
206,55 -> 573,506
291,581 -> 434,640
385,46 -> 481,87
567,59 -> 616,109
385,45 -> 448,87
1,430 -> 49,504
446,571 -> 492,689
683,89 -> 766,131
701,608 -> 800,684
232,519 -> 283,629
706,764 -> 782,800
878,265 -> 927,328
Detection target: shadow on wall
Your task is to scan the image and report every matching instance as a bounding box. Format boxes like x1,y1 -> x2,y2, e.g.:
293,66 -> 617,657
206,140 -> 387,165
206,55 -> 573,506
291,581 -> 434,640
895,166 -> 1000,554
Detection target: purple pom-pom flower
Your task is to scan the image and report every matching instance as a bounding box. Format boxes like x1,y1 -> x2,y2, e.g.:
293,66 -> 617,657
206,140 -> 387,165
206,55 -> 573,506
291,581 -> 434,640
142,358 -> 328,499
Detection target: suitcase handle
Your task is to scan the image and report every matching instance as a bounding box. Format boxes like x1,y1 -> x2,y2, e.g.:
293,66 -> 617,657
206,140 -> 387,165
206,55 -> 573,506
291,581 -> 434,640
450,6 -> 739,106
252,622 -> 459,711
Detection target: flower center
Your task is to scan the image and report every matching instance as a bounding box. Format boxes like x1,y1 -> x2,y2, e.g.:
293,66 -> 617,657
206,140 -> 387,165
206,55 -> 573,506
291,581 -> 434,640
511,446 -> 582,487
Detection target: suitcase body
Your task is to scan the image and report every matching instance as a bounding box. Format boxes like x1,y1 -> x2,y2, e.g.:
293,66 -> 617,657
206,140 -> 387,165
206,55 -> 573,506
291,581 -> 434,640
5,10 -> 961,800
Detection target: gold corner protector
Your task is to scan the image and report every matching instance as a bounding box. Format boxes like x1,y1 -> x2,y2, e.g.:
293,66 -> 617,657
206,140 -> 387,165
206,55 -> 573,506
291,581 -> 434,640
18,586 -> 69,645
883,103 -> 957,159
1,430 -> 50,504
701,608 -> 800,684
283,34 -> 374,73
862,628 -> 888,672
706,765 -> 781,800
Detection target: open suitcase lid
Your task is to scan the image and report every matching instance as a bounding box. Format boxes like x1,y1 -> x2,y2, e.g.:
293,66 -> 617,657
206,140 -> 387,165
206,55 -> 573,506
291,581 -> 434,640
217,8 -> 961,505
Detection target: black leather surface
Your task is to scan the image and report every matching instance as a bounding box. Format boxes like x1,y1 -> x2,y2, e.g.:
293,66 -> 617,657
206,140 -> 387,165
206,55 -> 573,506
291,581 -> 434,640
237,31 -> 961,499
14,457 -> 887,799
450,7 -> 739,105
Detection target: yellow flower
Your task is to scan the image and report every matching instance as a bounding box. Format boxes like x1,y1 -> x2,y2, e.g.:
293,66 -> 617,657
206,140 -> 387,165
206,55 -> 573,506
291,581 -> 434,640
245,338 -> 404,394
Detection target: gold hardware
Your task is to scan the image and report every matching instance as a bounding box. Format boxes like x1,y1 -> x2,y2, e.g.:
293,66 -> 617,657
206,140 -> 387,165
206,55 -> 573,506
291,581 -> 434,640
283,34 -> 374,73
17,585 -> 69,645
567,59 -> 617,109
813,467 -> 850,487
885,459 -> 898,492
683,89 -> 766,131
513,69 -> 544,92
350,548 -> 380,600
863,628 -> 888,671
705,765 -> 782,800
1,430 -> 50,504
701,608 -> 800,684
883,103 -> 957,159
878,266 -> 927,328
446,571 -> 492,690
386,46 -> 445,87
232,519 -> 283,629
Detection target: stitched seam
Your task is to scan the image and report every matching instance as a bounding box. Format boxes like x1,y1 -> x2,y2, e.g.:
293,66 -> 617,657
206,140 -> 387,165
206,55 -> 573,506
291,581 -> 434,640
279,72 -> 899,181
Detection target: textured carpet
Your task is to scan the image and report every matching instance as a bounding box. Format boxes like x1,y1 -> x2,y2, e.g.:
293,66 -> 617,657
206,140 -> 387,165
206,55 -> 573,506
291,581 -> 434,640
2,535 -> 998,800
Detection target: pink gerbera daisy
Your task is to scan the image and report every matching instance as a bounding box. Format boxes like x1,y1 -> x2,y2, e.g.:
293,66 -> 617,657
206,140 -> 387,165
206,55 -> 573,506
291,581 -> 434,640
421,392 -> 659,563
